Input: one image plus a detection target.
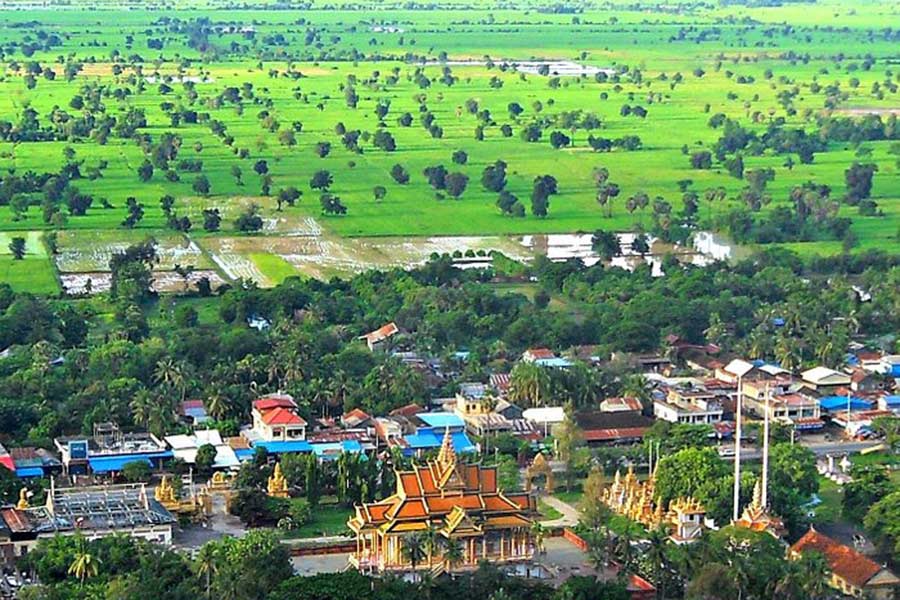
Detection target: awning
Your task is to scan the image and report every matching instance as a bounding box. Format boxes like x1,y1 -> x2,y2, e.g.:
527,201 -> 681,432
88,453 -> 168,473
253,440 -> 312,454
15,467 -> 44,478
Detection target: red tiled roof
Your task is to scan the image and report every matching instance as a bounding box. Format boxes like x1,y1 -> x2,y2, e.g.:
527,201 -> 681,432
361,322 -> 399,343
582,427 -> 649,442
254,395 -> 297,411
525,348 -> 556,360
390,403 -> 424,418
791,529 -> 887,588
260,407 -> 306,426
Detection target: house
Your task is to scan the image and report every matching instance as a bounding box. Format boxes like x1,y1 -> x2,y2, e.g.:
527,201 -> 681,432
7,447 -> 61,479
745,392 -> 821,427
179,399 -> 209,426
359,322 -> 399,351
576,411 -> 654,446
54,422 -> 171,476
521,348 -> 573,368
801,367 -> 851,393
164,430 -> 240,470
454,384 -> 513,437
831,410 -> 894,437
347,431 -> 535,574
790,528 -> 900,600
877,394 -> 900,413
493,399 -> 524,421
1,483 -> 176,557
878,355 -> 900,377
850,368 -> 887,393
245,394 -> 307,443
741,369 -> 795,404
373,417 -> 405,448
489,373 -> 511,396
522,406 -> 566,436
654,387 -> 723,425
599,396 -> 643,414
818,395 -> 873,415
341,408 -> 373,430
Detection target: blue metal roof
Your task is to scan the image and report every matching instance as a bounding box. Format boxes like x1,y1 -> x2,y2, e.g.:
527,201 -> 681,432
234,448 -> 256,461
252,440 -> 313,454
819,396 -> 872,411
402,429 -> 476,454
89,455 -> 153,473
883,395 -> 900,406
416,412 -> 465,429
15,467 -> 44,478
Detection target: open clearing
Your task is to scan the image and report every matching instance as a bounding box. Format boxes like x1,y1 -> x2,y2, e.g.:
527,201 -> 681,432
0,0 -> 897,293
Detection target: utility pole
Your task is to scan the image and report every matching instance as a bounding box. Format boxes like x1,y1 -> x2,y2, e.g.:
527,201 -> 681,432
732,376 -> 743,522
762,383 -> 771,509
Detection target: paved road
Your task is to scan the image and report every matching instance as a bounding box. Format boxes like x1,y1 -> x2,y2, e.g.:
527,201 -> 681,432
721,440 -> 882,462
539,494 -> 579,528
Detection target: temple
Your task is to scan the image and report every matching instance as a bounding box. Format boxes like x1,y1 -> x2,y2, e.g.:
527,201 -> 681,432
734,479 -> 786,538
348,429 -> 536,574
600,465 -> 709,543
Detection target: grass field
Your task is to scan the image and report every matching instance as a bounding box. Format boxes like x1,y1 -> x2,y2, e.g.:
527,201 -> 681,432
0,0 -> 898,293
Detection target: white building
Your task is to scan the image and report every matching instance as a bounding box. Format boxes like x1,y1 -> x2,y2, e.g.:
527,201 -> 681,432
654,388 -> 723,425
246,394 -> 307,443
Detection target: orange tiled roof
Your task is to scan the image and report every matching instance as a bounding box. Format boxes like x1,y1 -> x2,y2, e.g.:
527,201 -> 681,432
791,529 -> 887,588
260,407 -> 306,426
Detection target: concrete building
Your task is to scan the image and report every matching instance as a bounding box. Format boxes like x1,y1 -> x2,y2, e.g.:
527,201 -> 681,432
246,394 -> 307,443
654,387 -> 723,425
1,483 -> 176,558
54,422 -> 171,476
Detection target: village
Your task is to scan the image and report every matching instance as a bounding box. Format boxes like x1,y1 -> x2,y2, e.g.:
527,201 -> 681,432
0,321 -> 898,599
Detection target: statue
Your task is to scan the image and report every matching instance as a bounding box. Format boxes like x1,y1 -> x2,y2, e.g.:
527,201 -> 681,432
267,463 -> 289,498
154,476 -> 178,509
16,488 -> 28,510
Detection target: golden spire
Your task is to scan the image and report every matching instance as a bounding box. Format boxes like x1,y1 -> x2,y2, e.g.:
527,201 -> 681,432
751,478 -> 764,510
437,428 -> 456,470
16,488 -> 28,510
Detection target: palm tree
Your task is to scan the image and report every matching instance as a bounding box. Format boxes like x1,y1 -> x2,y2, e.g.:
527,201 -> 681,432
129,389 -> 154,429
509,362 -> 550,408
646,526 -> 669,600
774,335 -> 803,371
194,543 -> 218,599
402,533 -> 426,579
68,539 -> 100,586
205,389 -> 231,421
422,524 -> 440,568
442,538 -> 465,573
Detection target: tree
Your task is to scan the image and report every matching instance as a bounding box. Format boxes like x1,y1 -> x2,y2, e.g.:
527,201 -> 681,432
310,170 -> 333,191
122,459 -> 151,482
373,186 -> 387,202
196,443 -> 217,474
121,197 -> 145,228
481,160 -> 507,192
137,159 -> 154,182
591,230 -> 621,261
67,538 -> 100,586
690,151 -> 713,169
865,490 -> 900,558
452,150 -> 468,165
390,164 -> 410,184
686,563 -> 739,600
320,193 -> 347,215
844,162 -> 878,205
194,542 -> 218,600
235,204 -> 263,232
841,466 -> 893,523
445,173 -> 469,199
203,208 -> 222,232
531,174 -> 558,217
8,237 -> 25,260
373,130 -> 396,152
315,141 -> 331,158
401,534 -> 426,576
278,129 -> 296,147
231,165 -> 243,185
193,175 -> 211,196
508,362 -> 550,408
253,160 -> 269,176
277,187 -> 301,209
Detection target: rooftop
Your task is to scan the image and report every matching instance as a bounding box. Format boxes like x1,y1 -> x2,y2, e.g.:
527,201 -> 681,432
791,529 -> 899,589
